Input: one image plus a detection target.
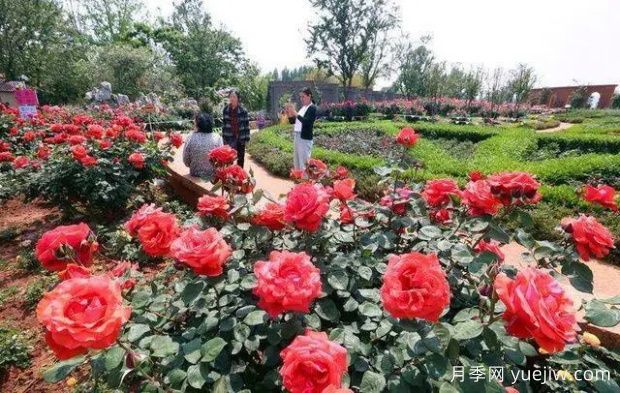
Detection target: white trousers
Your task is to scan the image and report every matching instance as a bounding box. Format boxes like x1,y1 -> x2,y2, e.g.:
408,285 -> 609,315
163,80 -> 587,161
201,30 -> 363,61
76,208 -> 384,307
293,132 -> 313,170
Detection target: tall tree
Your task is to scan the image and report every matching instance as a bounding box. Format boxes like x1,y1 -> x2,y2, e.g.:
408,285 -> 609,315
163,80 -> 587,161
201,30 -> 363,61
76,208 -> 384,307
153,0 -> 245,98
306,0 -> 399,97
392,36 -> 435,98
462,66 -> 485,105
72,0 -> 144,43
485,67 -> 510,114
0,0 -> 91,104
508,63 -> 537,104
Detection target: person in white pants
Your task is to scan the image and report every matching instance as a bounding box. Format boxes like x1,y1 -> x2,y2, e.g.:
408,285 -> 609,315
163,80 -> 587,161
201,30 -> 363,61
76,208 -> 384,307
287,88 -> 317,171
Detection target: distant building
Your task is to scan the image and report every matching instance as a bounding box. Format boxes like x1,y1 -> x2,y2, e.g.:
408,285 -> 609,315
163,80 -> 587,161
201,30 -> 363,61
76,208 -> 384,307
267,80 -> 404,118
529,84 -> 617,108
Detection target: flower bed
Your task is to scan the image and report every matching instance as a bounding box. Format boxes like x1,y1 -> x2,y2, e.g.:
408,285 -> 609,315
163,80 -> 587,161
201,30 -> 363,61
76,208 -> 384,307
24,142 -> 620,392
0,103 -> 181,218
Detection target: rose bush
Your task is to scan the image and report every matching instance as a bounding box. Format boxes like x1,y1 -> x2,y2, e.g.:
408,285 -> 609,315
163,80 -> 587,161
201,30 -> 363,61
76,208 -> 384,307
34,144 -> 619,392
0,104 -> 173,217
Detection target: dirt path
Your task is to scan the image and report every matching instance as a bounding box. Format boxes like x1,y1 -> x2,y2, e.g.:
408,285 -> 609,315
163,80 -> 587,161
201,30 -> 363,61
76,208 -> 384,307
536,122 -> 574,133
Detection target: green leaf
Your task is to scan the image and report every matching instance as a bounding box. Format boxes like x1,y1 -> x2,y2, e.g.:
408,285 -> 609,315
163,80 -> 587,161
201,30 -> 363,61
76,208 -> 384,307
201,337 -> 228,362
315,299 -> 340,322
564,262 -> 594,293
419,225 -> 442,239
585,300 -> 620,327
104,346 -> 125,370
360,371 -> 386,393
127,324 -> 150,342
183,338 -> 203,364
593,378 -> 620,393
359,302 -> 383,318
600,295 -> 620,305
187,364 -> 209,389
453,320 -> 483,341
244,310 -> 267,326
151,336 -> 179,358
327,269 -> 349,290
181,281 -> 206,304
42,356 -> 86,383
166,368 -> 187,388
359,266 -> 373,281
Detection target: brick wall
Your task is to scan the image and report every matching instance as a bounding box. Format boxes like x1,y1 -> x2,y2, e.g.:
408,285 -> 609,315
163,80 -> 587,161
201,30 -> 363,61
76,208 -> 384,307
529,85 -> 617,108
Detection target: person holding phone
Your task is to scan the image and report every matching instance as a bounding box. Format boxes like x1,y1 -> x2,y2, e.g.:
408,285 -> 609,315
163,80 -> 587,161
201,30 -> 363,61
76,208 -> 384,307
287,87 -> 317,171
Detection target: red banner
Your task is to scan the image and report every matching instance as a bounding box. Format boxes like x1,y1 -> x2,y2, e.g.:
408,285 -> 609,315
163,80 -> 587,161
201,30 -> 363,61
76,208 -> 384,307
15,88 -> 39,106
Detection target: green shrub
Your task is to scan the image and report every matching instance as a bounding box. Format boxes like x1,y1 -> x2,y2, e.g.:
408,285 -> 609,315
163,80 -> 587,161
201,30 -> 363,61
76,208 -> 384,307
24,276 -> 59,310
0,328 -> 30,377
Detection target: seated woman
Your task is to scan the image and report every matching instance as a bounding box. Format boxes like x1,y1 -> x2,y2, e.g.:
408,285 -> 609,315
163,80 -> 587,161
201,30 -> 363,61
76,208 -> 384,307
182,112 -> 223,181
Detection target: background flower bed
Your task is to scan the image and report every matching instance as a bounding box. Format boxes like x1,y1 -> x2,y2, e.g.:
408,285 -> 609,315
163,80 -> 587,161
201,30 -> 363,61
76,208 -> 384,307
247,118 -> 620,249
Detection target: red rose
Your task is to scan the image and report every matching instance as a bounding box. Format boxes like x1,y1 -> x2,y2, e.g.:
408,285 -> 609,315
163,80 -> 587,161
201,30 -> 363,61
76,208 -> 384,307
431,208 -> 452,224
23,131 -> 36,142
136,211 -> 179,257
333,166 -> 349,180
253,251 -> 322,317
208,145 -> 238,166
113,115 -> 133,128
170,227 -> 232,276
0,151 -> 14,162
474,239 -> 505,262
98,139 -> 112,150
169,132 -> 183,148
487,171 -> 542,206
284,183 -> 330,232
128,152 -> 145,169
86,124 -> 104,139
422,179 -> 461,207
395,127 -> 419,148
339,204 -> 354,224
462,180 -> 502,216
468,171 -> 485,181
289,168 -> 305,180
306,158 -> 329,180
583,184 -> 618,211
36,275 -> 131,359
50,123 -> 64,133
106,126 -> 121,139
125,204 -> 163,236
35,223 -> 98,271
494,268 -> 577,353
280,330 -> 348,393
216,165 -> 255,194
71,145 -> 88,159
37,145 -> 51,160
379,187 -> 413,216
153,131 -> 165,141
197,194 -> 230,219
58,264 -> 91,281
125,128 -> 147,144
380,252 -> 450,321
252,202 -> 286,230
323,386 -> 353,393
63,124 -> 80,135
79,155 -> 97,167
333,178 -> 356,201
67,135 -> 87,145
13,156 -> 30,169
561,215 -> 615,261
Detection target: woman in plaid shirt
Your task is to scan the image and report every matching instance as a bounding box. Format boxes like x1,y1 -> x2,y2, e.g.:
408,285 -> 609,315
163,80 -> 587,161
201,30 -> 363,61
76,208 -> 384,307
222,90 -> 251,168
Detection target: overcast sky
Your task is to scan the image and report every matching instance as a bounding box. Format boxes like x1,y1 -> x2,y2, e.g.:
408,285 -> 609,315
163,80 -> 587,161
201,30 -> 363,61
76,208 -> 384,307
148,0 -> 620,89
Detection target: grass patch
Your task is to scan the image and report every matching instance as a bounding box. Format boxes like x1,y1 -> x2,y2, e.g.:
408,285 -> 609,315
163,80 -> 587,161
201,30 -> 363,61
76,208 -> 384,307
0,327 -> 31,377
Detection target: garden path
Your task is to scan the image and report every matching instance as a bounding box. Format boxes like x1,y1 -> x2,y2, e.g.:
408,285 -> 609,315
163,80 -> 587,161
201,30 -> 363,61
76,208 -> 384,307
536,122 -> 573,133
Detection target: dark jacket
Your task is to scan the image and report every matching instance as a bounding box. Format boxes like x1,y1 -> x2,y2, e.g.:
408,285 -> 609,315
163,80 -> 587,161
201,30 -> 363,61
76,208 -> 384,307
222,105 -> 251,142
289,104 -> 317,140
